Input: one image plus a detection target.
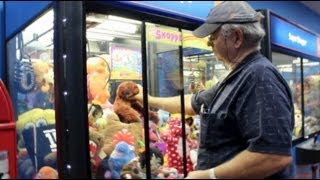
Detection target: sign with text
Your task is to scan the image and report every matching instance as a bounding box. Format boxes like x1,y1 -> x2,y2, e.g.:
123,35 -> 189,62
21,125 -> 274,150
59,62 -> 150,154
270,14 -> 318,58
146,24 -> 182,46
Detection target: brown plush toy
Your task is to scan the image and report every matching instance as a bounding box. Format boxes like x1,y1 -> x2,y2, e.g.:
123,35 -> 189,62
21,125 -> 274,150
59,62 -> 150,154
113,81 -> 159,124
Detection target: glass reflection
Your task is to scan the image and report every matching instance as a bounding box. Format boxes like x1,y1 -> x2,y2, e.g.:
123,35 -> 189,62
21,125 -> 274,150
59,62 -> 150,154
302,59 -> 320,137
272,52 -> 302,140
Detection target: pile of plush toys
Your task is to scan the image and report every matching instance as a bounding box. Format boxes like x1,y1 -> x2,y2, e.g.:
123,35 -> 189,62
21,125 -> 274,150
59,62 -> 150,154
15,60 -> 58,179
86,55 -> 201,179
15,54 -> 201,179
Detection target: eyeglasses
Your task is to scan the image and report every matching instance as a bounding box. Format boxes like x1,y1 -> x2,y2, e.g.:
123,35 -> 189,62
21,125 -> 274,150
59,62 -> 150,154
207,26 -> 221,47
207,36 -> 213,47
207,32 -> 218,47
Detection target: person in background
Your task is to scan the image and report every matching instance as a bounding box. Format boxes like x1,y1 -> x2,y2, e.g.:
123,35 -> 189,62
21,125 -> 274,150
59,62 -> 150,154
132,1 -> 294,178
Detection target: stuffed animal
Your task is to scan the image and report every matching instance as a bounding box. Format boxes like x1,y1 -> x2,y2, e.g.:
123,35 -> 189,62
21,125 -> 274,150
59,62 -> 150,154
139,147 -> 164,170
160,117 -> 194,174
113,81 -> 159,124
120,157 -> 145,179
157,166 -> 181,179
16,108 -> 57,173
185,115 -> 200,141
32,61 -> 54,93
89,127 -> 105,177
87,55 -> 112,108
34,166 -> 58,179
101,112 -> 143,156
294,109 -> 302,137
107,141 -> 135,179
88,101 -> 104,126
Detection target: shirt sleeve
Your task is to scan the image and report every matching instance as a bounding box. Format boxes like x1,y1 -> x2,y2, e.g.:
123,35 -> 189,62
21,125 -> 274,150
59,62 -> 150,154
236,77 -> 294,155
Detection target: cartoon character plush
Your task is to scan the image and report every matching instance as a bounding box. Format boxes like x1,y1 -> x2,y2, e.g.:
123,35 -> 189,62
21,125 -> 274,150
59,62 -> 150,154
107,141 -> 135,179
160,117 -> 194,174
113,81 -> 159,124
16,108 -> 57,173
87,55 -> 112,109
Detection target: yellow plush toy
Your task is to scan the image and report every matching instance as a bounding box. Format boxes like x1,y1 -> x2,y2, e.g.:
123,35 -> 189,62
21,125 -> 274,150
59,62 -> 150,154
16,108 -> 55,134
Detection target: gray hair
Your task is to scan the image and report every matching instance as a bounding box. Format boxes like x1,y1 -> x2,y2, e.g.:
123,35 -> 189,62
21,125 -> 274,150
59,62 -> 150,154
220,22 -> 266,50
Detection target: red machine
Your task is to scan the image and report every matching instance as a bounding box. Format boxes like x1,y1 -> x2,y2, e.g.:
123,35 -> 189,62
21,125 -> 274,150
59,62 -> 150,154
0,79 -> 17,178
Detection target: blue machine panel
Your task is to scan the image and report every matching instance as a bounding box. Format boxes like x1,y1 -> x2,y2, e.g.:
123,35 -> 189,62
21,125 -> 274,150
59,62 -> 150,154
5,1 -> 51,39
270,14 -> 318,58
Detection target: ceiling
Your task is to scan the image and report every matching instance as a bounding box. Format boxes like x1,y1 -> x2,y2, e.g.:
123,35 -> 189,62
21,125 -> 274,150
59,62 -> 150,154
300,1 -> 320,15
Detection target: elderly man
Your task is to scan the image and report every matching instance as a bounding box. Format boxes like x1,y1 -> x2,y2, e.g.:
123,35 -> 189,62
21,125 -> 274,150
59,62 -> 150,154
133,1 -> 294,179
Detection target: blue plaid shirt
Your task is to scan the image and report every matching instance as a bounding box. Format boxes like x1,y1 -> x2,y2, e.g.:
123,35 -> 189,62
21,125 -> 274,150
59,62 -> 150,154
191,51 -> 294,178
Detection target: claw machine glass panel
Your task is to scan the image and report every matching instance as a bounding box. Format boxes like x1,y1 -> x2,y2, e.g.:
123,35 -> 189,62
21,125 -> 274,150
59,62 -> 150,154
269,11 -> 320,143
84,10 -> 227,178
272,52 -> 302,141
302,59 -> 320,137
6,9 -> 57,178
146,23 -> 186,177
85,13 -> 145,179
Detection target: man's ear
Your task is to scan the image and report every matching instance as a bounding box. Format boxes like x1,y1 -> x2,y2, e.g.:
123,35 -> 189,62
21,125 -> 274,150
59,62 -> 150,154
234,28 -> 244,48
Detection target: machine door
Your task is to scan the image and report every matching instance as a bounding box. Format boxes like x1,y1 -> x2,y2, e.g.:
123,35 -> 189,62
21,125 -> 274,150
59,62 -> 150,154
85,12 -> 228,178
6,9 -> 57,179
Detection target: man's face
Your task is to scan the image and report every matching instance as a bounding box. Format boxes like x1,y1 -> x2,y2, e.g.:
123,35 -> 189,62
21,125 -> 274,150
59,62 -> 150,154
207,27 -> 228,63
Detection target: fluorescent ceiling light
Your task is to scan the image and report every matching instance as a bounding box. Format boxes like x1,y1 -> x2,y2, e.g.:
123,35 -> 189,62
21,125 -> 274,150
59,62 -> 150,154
95,20 -> 137,34
108,15 -> 141,24
87,32 -> 114,41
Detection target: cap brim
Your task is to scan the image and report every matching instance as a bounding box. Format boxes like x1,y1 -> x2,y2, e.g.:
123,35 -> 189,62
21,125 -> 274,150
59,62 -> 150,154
192,23 -> 220,38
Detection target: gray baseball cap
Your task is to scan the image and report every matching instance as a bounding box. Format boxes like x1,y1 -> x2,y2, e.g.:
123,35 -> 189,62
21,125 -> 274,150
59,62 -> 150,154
193,1 -> 263,38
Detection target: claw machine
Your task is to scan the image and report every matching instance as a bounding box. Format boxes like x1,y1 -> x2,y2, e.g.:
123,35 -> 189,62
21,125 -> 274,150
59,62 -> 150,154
5,1 -> 230,178
259,10 -> 320,146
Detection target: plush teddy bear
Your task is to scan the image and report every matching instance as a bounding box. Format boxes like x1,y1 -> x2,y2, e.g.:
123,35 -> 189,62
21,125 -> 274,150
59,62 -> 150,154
160,117 -> 194,174
113,81 -> 159,124
32,61 -> 54,93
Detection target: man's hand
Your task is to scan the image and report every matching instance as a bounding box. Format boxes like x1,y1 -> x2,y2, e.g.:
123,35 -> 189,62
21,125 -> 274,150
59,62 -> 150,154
130,84 -> 143,102
185,170 -> 209,179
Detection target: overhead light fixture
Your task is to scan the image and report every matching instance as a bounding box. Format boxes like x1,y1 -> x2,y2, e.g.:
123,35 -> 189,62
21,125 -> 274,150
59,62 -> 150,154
86,16 -> 105,23
86,32 -> 114,41
108,15 -> 141,24
95,20 -> 138,34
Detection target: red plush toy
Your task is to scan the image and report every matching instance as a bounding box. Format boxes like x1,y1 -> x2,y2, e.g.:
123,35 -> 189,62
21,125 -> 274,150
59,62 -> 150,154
113,81 -> 159,124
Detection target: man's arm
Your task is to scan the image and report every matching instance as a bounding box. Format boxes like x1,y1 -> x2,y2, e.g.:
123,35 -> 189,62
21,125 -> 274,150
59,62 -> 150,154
133,84 -> 197,115
186,150 -> 292,179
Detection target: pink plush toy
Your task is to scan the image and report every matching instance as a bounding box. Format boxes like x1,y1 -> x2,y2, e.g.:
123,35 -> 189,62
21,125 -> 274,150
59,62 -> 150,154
160,117 -> 194,174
